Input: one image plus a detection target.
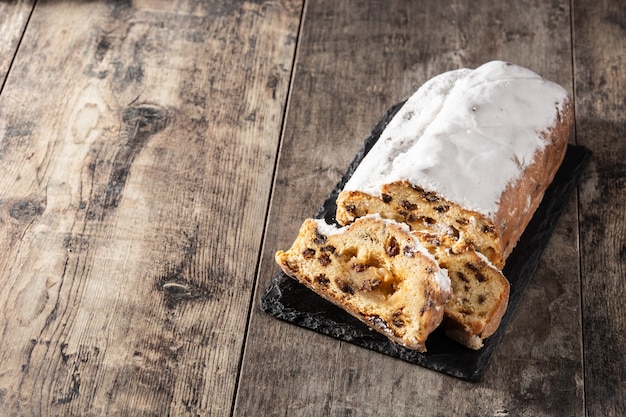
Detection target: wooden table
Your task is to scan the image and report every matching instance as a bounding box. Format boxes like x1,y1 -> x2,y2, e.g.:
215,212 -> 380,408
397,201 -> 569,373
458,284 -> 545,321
0,1 -> 624,415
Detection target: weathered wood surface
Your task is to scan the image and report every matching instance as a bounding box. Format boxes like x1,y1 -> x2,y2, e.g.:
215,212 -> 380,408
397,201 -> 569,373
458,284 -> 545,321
574,1 -> 626,416
0,0 -> 624,416
0,0 -> 35,86
0,0 -> 301,415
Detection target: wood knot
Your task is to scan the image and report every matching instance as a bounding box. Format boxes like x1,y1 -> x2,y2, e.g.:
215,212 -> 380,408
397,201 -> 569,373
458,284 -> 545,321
122,103 -> 169,141
9,199 -> 45,221
157,277 -> 212,308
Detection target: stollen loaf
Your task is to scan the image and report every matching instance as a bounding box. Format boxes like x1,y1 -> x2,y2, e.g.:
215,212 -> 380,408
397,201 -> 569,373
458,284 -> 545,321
336,60 -> 573,269
275,61 -> 571,351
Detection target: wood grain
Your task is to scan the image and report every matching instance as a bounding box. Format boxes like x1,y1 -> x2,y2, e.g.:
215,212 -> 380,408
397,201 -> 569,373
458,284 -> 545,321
237,0 -> 583,415
0,0 -> 301,415
573,1 -> 626,416
1,0 -> 624,415
0,0 -> 34,87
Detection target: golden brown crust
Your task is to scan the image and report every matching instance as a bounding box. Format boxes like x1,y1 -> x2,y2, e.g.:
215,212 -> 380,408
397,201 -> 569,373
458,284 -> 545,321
494,99 -> 573,261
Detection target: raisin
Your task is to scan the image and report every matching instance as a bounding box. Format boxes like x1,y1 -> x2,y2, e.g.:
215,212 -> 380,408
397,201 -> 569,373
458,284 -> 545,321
382,193 -> 392,203
482,224 -> 496,233
345,204 -> 356,214
314,230 -> 327,244
392,318 -> 405,328
386,236 -> 400,257
352,263 -> 368,272
337,279 -> 355,294
465,263 -> 478,272
361,278 -> 381,291
466,263 -> 486,282
422,216 -> 435,225
456,218 -> 470,226
409,215 -> 435,225
478,294 -> 486,304
391,309 -> 404,327
401,200 -> 417,210
321,245 -> 336,254
318,253 -> 331,266
457,271 -> 469,283
342,285 -> 354,294
315,274 -> 330,285
421,191 -> 440,202
302,248 -> 316,259
434,205 -> 449,213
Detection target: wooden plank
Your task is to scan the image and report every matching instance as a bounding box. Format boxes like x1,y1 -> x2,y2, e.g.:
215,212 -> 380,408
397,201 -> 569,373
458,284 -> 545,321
237,0 -> 583,415
573,1 -> 626,416
0,0 -> 301,415
0,0 -> 35,87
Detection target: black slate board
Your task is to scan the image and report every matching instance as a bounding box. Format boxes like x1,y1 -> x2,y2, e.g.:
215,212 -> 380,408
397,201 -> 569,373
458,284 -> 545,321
261,103 -> 592,382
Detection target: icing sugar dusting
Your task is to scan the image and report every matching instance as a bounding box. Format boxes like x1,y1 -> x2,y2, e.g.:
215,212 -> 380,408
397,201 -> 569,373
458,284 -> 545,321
343,61 -> 569,218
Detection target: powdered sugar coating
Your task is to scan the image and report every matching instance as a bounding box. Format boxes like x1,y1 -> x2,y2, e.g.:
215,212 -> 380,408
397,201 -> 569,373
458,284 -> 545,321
343,61 -> 569,218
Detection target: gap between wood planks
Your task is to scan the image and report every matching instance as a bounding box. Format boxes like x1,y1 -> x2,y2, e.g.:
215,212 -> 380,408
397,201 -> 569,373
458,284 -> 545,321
568,0 -> 588,413
0,1 -> 37,96
229,1 -> 308,416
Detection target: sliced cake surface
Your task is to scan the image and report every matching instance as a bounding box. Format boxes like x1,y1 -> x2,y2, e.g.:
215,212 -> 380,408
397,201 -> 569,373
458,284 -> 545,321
413,231 -> 510,350
275,215 -> 451,352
